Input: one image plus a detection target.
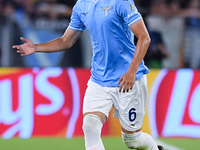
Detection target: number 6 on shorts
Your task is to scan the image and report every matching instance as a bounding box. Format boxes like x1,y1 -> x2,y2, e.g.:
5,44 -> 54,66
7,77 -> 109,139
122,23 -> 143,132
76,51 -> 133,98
129,108 -> 136,122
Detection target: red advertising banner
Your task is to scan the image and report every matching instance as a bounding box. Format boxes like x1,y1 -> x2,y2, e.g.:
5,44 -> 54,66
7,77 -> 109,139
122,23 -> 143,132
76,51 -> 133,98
0,68 -> 200,139
0,68 -> 109,139
149,69 -> 200,138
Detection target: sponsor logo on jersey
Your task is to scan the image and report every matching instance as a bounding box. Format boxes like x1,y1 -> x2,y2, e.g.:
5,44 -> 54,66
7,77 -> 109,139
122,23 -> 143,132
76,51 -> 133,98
82,12 -> 89,16
102,7 -> 112,16
128,11 -> 137,18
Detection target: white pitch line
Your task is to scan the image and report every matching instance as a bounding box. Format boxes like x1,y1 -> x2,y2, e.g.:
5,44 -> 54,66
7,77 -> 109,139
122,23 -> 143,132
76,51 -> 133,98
156,139 -> 184,150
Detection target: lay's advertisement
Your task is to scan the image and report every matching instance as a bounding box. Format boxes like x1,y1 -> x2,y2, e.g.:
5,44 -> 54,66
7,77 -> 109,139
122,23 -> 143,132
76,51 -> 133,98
0,68 -> 199,139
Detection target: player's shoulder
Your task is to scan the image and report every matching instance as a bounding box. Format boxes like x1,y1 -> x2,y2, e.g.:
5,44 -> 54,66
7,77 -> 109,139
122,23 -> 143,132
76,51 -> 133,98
116,0 -> 138,12
76,0 -> 90,4
73,0 -> 90,11
115,0 -> 136,6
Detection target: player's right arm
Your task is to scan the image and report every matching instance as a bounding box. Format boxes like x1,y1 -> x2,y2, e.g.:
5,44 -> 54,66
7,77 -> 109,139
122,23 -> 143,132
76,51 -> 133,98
12,28 -> 82,56
13,1 -> 85,56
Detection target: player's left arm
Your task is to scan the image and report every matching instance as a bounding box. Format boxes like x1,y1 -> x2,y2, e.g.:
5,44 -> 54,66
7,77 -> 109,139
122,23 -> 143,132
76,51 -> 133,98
118,19 -> 150,92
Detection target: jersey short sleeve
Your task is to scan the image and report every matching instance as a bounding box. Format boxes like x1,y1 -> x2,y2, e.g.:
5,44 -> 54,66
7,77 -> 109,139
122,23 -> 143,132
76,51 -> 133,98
68,2 -> 86,32
117,0 -> 142,26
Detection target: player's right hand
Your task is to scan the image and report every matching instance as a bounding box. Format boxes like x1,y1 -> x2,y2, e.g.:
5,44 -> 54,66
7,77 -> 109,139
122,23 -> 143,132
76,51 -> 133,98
12,37 -> 36,56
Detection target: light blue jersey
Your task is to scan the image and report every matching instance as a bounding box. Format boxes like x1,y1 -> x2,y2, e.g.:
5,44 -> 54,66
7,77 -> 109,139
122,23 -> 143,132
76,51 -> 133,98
69,0 -> 150,87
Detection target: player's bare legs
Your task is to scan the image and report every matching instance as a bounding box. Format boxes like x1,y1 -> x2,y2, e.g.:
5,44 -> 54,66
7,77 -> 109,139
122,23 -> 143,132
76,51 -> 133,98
121,127 -> 159,150
121,127 -> 142,134
83,112 -> 106,150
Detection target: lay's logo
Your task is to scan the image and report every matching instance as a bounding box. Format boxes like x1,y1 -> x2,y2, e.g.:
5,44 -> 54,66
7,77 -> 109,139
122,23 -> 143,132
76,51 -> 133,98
0,68 -> 91,139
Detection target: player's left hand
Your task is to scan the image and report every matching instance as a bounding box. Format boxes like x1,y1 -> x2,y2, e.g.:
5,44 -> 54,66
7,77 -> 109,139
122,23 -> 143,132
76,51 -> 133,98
117,71 -> 136,93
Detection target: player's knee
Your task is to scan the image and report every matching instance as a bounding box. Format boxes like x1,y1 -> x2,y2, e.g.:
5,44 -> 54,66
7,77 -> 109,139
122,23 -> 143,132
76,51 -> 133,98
121,131 -> 142,149
82,114 -> 102,135
82,115 -> 94,133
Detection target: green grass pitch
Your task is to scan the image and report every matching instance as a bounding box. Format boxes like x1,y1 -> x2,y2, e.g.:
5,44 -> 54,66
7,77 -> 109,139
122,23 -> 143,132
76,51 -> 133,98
0,137 -> 199,150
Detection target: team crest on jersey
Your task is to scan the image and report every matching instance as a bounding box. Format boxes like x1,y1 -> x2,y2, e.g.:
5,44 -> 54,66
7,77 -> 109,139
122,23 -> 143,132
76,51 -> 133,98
102,7 -> 112,16
130,4 -> 136,12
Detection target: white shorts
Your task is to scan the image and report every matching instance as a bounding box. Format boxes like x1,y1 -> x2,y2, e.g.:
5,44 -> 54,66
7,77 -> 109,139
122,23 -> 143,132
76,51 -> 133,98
83,75 -> 148,131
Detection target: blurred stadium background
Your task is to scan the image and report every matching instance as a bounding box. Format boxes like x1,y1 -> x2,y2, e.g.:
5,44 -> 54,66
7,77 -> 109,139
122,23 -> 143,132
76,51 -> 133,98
0,0 -> 200,150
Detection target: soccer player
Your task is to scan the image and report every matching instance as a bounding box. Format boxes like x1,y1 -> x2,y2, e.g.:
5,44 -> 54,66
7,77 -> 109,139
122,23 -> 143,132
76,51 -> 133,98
13,0 -> 164,150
